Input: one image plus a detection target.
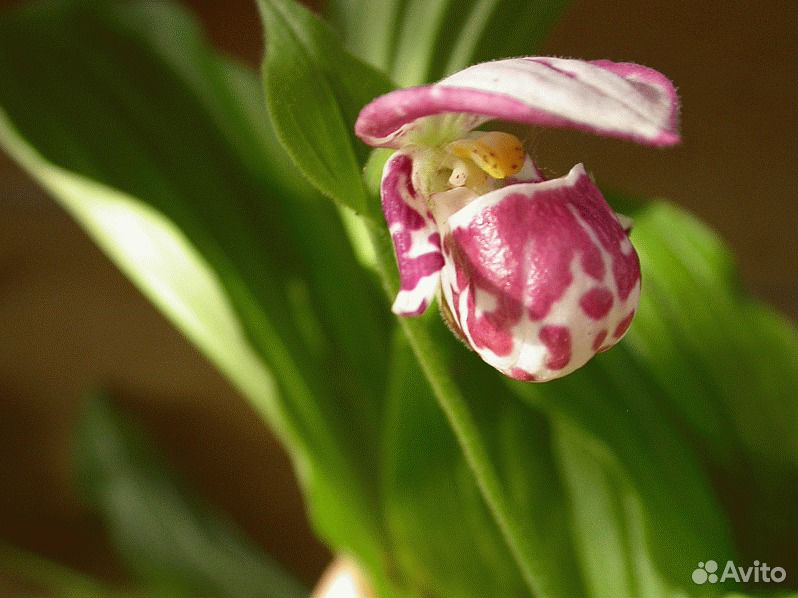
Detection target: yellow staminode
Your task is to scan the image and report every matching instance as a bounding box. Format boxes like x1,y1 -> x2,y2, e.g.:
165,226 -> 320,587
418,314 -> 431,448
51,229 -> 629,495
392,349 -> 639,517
450,131 -> 525,179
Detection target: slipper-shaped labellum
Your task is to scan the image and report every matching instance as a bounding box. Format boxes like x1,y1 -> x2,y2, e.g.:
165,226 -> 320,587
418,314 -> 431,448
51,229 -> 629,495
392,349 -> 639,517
355,57 -> 680,381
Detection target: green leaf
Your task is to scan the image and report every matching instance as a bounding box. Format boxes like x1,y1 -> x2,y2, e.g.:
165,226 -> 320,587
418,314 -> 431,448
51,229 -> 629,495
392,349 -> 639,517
257,0 -> 393,215
324,0 -> 405,77
366,148 -> 795,596
75,392 -> 307,598
624,202 -> 798,572
553,420 -> 670,597
325,0 -> 572,86
441,0 -> 572,78
0,1 -> 396,589
0,541 -> 134,598
511,342 -> 738,596
631,202 -> 798,468
380,331 -> 583,596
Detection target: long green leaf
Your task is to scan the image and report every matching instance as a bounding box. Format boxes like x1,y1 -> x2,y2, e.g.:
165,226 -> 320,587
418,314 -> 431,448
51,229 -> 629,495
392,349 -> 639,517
553,419 -> 670,597
0,1 -> 395,589
380,331 -> 582,596
75,392 -> 307,598
0,541 -> 134,598
625,203 -> 798,572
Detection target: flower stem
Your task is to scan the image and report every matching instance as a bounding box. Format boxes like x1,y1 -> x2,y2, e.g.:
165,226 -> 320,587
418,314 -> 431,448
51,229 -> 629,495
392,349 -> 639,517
364,219 -> 541,596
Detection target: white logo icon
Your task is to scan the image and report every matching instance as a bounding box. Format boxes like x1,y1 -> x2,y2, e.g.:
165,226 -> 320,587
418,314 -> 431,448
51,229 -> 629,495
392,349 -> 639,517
692,560 -> 719,584
692,560 -> 787,585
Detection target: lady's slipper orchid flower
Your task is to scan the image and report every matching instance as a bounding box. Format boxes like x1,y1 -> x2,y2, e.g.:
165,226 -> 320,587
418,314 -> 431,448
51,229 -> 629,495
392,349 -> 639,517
355,57 -> 679,381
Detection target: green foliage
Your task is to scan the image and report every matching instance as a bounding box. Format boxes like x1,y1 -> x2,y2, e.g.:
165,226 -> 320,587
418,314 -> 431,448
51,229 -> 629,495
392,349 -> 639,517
0,541 -> 129,597
75,392 -> 306,597
378,325 -> 584,597
0,1 -> 794,597
258,0 -> 393,215
325,0 -> 571,85
0,0 -> 395,590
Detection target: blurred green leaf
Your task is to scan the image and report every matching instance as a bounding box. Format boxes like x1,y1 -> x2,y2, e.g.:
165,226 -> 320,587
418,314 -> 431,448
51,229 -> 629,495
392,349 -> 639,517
0,541 -> 135,598
624,203 -> 798,572
324,0 -> 404,78
325,0 -> 572,86
553,419 -> 674,597
510,342 -> 738,597
0,0 -> 396,589
624,202 -> 797,469
75,392 -> 307,598
257,0 -> 393,215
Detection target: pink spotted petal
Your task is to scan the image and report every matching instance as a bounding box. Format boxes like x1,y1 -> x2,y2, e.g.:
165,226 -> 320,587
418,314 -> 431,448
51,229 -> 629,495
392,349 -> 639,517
439,164 -> 641,381
381,151 -> 444,316
355,57 -> 679,149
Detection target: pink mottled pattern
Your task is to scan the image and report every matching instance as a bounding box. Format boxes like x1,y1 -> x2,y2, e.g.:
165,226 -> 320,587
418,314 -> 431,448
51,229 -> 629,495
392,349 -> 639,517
381,152 -> 444,316
439,164 -> 640,381
355,57 -> 680,149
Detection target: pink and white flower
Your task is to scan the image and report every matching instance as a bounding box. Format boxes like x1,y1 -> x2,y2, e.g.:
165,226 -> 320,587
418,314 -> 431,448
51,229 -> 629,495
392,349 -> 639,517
355,57 -> 680,381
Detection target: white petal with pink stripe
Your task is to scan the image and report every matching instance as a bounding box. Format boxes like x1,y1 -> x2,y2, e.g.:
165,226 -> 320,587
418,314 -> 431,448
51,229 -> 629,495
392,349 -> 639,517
380,152 -> 444,316
356,57 -> 679,149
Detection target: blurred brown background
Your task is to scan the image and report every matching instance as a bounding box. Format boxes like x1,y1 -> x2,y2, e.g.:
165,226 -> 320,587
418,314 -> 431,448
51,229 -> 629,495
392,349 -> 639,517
0,0 -> 795,593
